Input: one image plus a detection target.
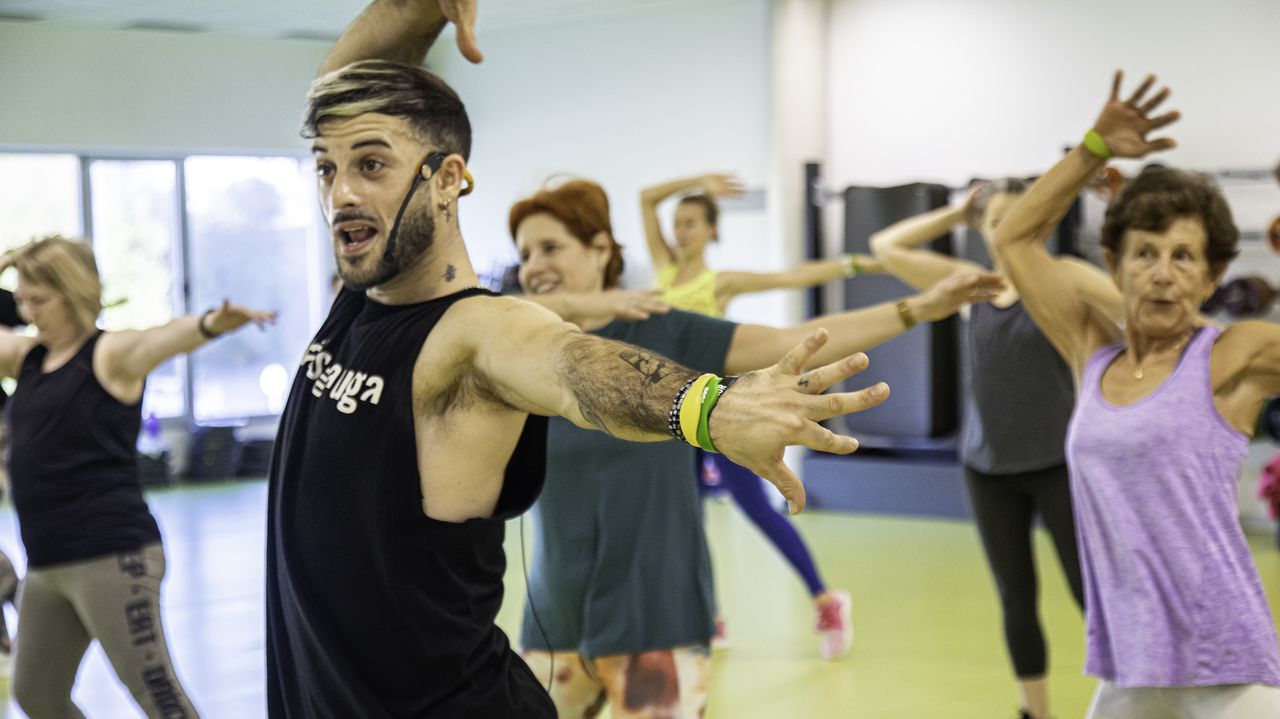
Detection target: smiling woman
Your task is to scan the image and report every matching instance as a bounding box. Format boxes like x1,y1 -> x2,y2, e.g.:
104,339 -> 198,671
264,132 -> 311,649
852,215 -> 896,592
506,176 -> 1010,717
511,179 -> 626,294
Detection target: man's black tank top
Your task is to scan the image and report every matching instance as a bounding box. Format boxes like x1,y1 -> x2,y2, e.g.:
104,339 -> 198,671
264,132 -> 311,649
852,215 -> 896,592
7,332 -> 160,568
266,287 -> 553,718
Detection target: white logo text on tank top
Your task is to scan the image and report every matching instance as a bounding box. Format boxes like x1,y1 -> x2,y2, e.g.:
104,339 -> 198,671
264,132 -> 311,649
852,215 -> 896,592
300,341 -> 386,415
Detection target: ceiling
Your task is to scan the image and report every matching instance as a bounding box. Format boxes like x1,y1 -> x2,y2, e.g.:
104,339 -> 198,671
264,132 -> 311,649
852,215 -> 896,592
0,0 -> 695,40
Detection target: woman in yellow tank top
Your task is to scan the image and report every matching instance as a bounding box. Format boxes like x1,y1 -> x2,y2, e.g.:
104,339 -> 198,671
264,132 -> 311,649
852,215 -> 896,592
643,172 -> 882,318
641,172 -> 882,659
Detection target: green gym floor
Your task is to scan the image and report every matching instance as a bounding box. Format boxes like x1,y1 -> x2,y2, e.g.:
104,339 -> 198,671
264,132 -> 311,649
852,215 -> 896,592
1,480 -> 1277,718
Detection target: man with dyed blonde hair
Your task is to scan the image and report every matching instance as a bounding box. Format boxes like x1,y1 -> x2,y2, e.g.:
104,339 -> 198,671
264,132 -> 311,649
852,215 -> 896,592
265,1 -> 894,717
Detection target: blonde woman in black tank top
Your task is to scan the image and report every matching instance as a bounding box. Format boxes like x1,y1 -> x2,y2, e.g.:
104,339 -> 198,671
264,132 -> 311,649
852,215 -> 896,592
0,236 -> 274,719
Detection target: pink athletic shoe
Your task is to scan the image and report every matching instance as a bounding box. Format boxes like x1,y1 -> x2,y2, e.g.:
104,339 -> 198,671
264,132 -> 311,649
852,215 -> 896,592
815,590 -> 852,660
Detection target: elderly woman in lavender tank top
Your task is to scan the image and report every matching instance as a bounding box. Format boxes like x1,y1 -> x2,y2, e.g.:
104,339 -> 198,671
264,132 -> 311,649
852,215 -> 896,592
994,71 -> 1280,718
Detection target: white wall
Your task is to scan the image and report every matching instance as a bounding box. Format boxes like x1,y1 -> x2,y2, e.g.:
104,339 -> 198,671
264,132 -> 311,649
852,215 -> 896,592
770,0 -> 831,306
818,0 -> 1280,529
429,0 -> 783,325
825,0 -> 1280,187
0,20 -> 329,155
1,4 -> 781,324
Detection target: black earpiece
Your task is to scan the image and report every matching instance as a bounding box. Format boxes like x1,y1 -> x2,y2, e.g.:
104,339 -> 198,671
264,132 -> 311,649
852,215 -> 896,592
419,152 -> 449,180
419,151 -> 475,196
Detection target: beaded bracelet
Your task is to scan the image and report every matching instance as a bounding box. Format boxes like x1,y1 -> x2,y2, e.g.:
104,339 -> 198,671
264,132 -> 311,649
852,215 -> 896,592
669,373 -> 741,453
667,376 -> 700,442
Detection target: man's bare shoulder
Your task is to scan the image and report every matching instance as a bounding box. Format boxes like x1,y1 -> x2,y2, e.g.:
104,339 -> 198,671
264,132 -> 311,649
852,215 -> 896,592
447,293 -> 564,324
420,294 -> 538,355
433,293 -> 573,356
412,293 -> 563,417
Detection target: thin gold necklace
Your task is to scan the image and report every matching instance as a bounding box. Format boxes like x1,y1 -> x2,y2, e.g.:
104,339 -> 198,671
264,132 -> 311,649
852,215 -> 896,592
1133,330 -> 1194,380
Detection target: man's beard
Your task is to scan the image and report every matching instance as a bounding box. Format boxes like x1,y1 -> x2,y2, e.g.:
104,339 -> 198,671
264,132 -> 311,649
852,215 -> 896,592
337,207 -> 435,291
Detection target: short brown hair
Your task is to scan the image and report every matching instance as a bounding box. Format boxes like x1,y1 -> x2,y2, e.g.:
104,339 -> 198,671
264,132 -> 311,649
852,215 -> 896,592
1102,165 -> 1239,274
509,179 -> 625,289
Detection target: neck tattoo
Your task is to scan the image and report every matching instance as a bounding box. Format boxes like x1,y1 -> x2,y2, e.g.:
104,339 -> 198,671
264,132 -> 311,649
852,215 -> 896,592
444,264 -> 457,282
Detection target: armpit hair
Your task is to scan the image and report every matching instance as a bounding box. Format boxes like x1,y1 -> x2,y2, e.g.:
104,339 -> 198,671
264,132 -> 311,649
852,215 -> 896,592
418,363 -> 512,418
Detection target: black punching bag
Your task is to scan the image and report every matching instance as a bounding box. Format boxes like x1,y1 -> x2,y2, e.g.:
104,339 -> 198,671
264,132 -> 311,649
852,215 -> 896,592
838,183 -> 958,441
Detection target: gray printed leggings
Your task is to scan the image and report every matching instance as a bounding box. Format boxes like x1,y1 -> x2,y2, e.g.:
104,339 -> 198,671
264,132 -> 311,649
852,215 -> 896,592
12,543 -> 200,719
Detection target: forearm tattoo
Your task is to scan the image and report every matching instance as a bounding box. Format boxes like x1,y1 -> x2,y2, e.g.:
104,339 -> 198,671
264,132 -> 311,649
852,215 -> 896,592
618,348 -> 673,385
561,335 -> 696,438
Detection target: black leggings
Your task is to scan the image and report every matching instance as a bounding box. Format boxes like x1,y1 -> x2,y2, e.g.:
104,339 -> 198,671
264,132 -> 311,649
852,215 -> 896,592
963,464 -> 1085,678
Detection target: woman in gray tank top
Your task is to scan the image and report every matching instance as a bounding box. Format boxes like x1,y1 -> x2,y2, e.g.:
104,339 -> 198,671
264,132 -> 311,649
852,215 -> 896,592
872,180 -> 1125,719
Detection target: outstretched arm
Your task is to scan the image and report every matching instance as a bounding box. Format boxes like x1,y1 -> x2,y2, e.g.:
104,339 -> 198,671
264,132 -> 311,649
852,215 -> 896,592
523,289 -> 671,325
995,71 -> 1179,371
640,173 -> 744,272
869,192 -> 986,292
724,271 -> 1004,374
468,297 -> 889,511
319,0 -> 483,77
100,301 -> 277,384
716,254 -> 884,301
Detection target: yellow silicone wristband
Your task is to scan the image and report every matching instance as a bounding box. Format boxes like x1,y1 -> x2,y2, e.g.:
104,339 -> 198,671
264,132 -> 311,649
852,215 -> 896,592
679,374 -> 715,446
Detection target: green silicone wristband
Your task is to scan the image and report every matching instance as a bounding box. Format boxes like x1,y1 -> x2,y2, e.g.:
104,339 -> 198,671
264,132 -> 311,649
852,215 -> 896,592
695,378 -> 723,453
1083,129 -> 1113,160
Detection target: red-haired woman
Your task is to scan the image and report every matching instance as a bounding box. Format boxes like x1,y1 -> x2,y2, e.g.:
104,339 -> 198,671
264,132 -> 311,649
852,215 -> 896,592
510,178 -> 1000,716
